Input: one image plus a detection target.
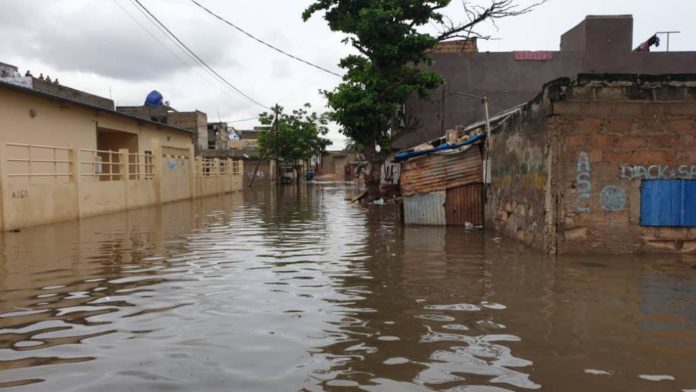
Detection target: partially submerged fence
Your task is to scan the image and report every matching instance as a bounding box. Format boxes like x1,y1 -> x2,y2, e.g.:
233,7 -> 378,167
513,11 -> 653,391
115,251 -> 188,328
193,156 -> 244,197
0,142 -> 244,231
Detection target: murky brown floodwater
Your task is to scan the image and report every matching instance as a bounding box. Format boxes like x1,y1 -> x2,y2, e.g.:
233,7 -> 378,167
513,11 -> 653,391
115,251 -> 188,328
0,184 -> 695,391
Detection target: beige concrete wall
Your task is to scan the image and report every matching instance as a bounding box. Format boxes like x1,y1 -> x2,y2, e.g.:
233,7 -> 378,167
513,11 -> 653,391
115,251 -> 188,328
161,147 -> 192,203
0,88 -> 192,155
221,174 -> 243,193
0,89 -> 97,149
80,181 -> 127,217
197,176 -> 220,197
2,182 -> 79,230
126,180 -> 158,209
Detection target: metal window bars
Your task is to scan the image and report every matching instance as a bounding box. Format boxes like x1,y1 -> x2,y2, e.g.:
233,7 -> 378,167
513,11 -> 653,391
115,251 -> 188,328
197,158 -> 216,177
5,143 -> 73,181
79,149 -> 121,181
128,152 -> 155,180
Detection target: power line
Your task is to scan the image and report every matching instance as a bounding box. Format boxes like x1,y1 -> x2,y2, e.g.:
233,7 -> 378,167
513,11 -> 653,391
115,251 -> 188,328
112,0 -> 241,103
189,0 -> 342,78
121,0 -> 250,103
131,0 -> 270,109
227,116 -> 259,123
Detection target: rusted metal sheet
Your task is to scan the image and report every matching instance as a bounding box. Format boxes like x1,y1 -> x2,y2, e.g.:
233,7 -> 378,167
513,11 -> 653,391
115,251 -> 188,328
445,183 -> 483,226
400,146 -> 483,197
403,191 -> 446,226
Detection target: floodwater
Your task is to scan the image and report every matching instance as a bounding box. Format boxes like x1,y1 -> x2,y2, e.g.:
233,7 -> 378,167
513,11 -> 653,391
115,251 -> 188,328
0,184 -> 695,392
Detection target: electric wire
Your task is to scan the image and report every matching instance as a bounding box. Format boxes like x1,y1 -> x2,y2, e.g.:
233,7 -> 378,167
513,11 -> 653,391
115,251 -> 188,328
226,116 -> 259,123
189,0 -> 342,78
111,0 -> 244,103
131,0 -> 270,109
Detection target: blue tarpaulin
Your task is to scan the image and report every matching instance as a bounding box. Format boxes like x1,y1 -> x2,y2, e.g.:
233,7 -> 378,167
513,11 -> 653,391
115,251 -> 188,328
145,90 -> 163,106
394,133 -> 484,163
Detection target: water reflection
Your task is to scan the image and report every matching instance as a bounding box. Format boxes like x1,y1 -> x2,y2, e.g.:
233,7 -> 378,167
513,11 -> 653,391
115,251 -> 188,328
0,185 -> 694,391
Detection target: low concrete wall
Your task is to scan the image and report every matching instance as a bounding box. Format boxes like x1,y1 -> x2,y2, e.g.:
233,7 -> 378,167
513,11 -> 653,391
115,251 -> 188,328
197,176 -> 219,197
127,180 -> 158,209
0,143 -> 244,231
2,182 -> 78,230
81,181 -> 127,217
161,157 -> 192,203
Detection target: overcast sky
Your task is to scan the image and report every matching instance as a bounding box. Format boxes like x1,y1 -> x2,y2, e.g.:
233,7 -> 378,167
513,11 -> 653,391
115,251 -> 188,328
0,0 -> 693,149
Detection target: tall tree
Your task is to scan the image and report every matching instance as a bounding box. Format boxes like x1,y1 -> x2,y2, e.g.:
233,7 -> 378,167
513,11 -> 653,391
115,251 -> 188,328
258,104 -> 332,183
304,0 -> 543,200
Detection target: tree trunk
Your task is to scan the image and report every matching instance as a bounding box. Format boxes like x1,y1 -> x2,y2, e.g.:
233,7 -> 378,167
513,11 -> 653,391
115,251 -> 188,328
364,144 -> 385,202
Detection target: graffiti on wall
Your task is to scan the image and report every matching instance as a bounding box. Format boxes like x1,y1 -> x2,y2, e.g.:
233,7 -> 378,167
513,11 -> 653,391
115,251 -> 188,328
620,165 -> 696,180
492,159 -> 545,191
576,152 -> 591,213
600,185 -> 626,212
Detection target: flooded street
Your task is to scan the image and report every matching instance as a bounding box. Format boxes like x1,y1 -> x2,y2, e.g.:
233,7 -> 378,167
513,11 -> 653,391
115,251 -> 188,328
0,184 -> 694,391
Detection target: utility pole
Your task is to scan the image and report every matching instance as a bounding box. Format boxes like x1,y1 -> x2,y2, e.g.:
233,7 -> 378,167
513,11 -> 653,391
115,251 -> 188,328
445,90 -> 492,184
274,105 -> 280,184
248,106 -> 280,188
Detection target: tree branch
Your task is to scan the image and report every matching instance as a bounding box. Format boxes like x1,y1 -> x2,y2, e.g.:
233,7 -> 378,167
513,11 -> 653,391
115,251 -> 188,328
434,0 -> 547,42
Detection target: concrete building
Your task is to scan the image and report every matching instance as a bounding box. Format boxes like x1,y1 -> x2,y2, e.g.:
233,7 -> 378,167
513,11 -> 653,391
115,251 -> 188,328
117,105 -> 209,153
486,74 -> 696,255
0,75 -> 243,231
394,15 -> 696,149
207,122 -> 232,150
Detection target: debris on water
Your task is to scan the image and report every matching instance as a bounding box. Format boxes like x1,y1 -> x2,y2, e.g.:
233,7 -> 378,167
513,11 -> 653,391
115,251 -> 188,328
639,375 -> 675,382
585,369 -> 613,376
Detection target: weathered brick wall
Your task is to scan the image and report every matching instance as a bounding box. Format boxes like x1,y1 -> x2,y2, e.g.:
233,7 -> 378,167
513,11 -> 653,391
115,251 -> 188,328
117,105 -> 170,122
553,77 -> 696,254
429,39 -> 478,54
486,93 -> 553,252
33,79 -> 114,110
167,111 -> 208,152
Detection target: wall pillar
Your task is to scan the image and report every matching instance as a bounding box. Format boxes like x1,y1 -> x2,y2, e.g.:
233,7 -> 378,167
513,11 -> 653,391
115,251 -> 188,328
189,145 -> 196,199
70,147 -> 83,219
119,148 -> 129,209
193,155 -> 202,199
0,143 -> 7,231
214,157 -> 221,195
151,139 -> 163,205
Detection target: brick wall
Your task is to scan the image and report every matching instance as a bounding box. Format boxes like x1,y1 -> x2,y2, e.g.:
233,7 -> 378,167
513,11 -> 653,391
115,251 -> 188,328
486,92 -> 554,252
487,75 -> 696,255
117,105 -> 170,122
167,111 -> 208,152
33,78 -> 114,110
429,39 -> 478,54
553,76 -> 696,254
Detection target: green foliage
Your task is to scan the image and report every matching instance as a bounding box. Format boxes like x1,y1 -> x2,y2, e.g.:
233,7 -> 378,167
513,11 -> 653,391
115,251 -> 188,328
257,104 -> 332,164
303,1 -> 448,151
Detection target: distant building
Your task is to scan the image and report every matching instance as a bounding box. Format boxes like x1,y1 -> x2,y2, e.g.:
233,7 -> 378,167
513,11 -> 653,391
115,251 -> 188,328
0,61 -> 18,76
117,103 -> 208,153
207,122 -> 233,150
394,14 -> 696,149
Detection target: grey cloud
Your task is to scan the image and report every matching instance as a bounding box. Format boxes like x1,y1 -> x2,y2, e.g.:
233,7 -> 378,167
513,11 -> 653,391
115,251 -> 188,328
0,0 -> 239,80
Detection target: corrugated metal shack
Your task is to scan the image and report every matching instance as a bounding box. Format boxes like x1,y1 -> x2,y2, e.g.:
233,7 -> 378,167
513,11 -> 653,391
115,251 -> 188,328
397,134 -> 484,226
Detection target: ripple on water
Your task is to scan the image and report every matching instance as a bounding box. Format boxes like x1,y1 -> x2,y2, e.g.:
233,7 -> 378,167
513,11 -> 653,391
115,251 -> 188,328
0,186 -> 693,392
